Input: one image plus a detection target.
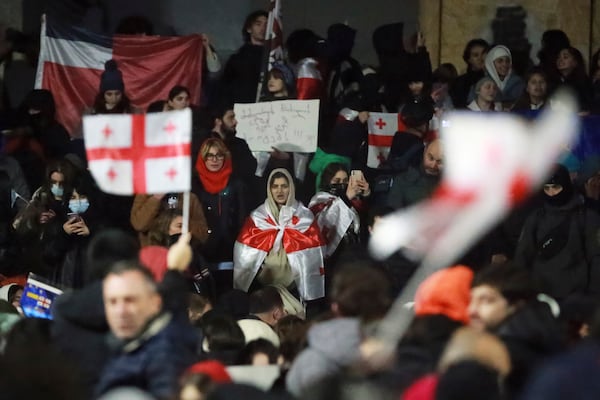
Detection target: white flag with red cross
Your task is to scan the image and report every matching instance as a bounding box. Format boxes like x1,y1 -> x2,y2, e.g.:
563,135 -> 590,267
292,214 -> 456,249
83,109 -> 191,195
367,112 -> 406,168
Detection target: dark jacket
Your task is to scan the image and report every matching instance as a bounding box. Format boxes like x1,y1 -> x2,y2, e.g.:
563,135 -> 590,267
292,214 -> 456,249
515,195 -> 600,300
51,281 -> 109,396
192,176 -> 247,263
95,312 -> 198,400
221,43 -> 264,104
450,69 -> 485,109
386,165 -> 440,210
496,300 -> 563,398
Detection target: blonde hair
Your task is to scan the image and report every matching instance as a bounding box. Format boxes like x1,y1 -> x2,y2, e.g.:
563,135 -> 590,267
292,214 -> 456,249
199,138 -> 231,161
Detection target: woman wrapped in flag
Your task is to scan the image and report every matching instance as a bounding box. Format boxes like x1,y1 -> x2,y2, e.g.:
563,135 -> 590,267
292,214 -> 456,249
233,168 -> 325,301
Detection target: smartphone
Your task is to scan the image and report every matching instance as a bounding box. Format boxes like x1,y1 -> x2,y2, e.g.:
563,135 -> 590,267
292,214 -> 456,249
67,212 -> 81,222
350,170 -> 365,182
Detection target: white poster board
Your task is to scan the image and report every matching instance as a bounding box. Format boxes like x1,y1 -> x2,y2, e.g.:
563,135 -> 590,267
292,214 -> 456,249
234,99 -> 320,152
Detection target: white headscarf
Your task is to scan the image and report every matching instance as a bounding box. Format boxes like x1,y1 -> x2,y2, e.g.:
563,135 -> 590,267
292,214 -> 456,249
484,45 -> 512,91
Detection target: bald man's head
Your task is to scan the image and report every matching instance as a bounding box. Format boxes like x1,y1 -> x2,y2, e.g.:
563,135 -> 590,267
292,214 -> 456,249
423,139 -> 443,176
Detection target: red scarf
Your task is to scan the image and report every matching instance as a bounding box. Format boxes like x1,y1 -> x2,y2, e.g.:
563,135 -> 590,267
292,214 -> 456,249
195,156 -> 233,194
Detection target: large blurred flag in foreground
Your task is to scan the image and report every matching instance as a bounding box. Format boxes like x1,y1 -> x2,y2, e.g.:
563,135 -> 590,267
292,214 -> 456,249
365,92 -> 580,359
35,15 -> 203,135
83,109 -> 191,195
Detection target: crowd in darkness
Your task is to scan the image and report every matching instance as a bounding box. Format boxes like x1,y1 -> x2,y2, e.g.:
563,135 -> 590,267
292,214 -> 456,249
1,9 -> 600,400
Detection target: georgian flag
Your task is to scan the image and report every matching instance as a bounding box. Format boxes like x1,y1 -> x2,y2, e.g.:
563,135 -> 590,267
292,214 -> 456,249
367,112 -> 406,168
233,201 -> 325,301
309,192 -> 357,258
83,109 -> 192,195
35,15 -> 203,135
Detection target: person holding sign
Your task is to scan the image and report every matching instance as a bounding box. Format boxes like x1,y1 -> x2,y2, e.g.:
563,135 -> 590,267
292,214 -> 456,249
234,168 -> 325,303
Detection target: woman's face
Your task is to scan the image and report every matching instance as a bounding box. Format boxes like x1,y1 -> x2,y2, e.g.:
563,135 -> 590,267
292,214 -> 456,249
168,215 -> 183,236
71,190 -> 88,201
271,177 -> 290,207
493,56 -> 511,79
104,90 -> 122,108
526,73 -> 547,99
168,91 -> 190,110
50,172 -> 64,188
478,81 -> 497,102
557,49 -> 577,75
330,170 -> 349,185
204,146 -> 225,172
468,45 -> 487,71
267,74 -> 286,95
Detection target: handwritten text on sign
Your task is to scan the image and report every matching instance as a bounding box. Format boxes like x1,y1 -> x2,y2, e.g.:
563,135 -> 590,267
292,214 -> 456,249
234,99 -> 320,152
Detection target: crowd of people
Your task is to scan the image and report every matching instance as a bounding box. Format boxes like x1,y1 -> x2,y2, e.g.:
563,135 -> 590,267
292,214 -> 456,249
0,9 -> 600,400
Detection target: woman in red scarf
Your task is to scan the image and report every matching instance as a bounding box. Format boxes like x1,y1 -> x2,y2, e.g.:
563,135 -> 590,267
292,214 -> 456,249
192,138 -> 248,294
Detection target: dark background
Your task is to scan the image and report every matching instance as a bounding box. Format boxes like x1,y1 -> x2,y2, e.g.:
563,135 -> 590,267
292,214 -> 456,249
20,0 -> 419,65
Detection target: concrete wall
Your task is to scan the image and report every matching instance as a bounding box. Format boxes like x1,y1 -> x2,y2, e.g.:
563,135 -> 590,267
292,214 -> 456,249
420,0 -> 594,73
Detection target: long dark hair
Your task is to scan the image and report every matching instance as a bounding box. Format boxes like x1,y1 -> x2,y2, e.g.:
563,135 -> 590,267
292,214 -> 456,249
512,67 -> 548,111
558,46 -> 588,81
319,163 -> 348,191
92,91 -> 132,114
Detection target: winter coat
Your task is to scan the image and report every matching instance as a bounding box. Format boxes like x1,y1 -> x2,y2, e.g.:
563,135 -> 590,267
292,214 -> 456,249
51,281 -> 109,396
130,193 -> 209,247
515,196 -> 600,300
386,165 -> 440,210
221,43 -> 264,104
286,318 -> 361,397
192,177 -> 247,263
496,300 -> 563,398
95,312 -> 198,399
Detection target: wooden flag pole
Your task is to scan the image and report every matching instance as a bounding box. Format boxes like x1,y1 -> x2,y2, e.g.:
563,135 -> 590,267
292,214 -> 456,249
182,191 -> 190,235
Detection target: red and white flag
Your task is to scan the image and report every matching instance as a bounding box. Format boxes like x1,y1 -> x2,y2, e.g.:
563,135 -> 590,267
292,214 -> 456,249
309,192 -> 357,258
367,112 -> 406,168
266,0 -> 284,70
83,109 -> 192,195
35,15 -> 203,135
233,201 -> 325,300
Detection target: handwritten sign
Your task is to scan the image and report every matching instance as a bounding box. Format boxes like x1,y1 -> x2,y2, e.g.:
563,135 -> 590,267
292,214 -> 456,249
234,99 -> 320,152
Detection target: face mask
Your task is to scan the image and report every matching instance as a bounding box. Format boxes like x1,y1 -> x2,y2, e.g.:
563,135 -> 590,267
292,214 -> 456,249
69,199 -> 90,214
327,183 -> 347,197
168,233 -> 181,247
50,184 -> 64,198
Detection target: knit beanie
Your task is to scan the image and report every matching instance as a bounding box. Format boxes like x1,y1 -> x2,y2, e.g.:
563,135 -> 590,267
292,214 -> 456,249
414,265 -> 473,324
100,59 -> 125,93
308,147 -> 351,191
270,61 -> 295,94
186,360 -> 233,383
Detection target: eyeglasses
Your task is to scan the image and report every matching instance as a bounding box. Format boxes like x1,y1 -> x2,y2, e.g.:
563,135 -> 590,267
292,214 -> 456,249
205,153 -> 225,161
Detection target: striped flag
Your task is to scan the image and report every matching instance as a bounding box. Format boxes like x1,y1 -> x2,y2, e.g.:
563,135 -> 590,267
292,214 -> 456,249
83,109 -> 192,195
367,112 -> 406,168
35,15 -> 203,135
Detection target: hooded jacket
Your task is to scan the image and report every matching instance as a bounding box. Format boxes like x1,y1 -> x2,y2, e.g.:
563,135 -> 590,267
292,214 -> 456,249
285,318 -> 361,397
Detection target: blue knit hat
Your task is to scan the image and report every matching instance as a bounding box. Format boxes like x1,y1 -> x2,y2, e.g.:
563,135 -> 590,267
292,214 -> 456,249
100,59 -> 124,93
270,61 -> 295,93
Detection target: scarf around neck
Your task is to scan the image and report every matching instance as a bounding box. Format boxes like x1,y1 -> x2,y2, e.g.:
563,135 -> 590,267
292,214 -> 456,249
195,156 -> 233,194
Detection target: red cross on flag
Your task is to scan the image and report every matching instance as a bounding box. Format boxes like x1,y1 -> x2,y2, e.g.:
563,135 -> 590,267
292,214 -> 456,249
83,109 -> 192,195
367,112 -> 405,168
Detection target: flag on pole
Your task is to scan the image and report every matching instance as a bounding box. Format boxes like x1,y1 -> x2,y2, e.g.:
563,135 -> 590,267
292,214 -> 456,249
367,112 -> 406,168
83,109 -> 192,195
267,0 -> 283,70
35,15 -> 203,135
